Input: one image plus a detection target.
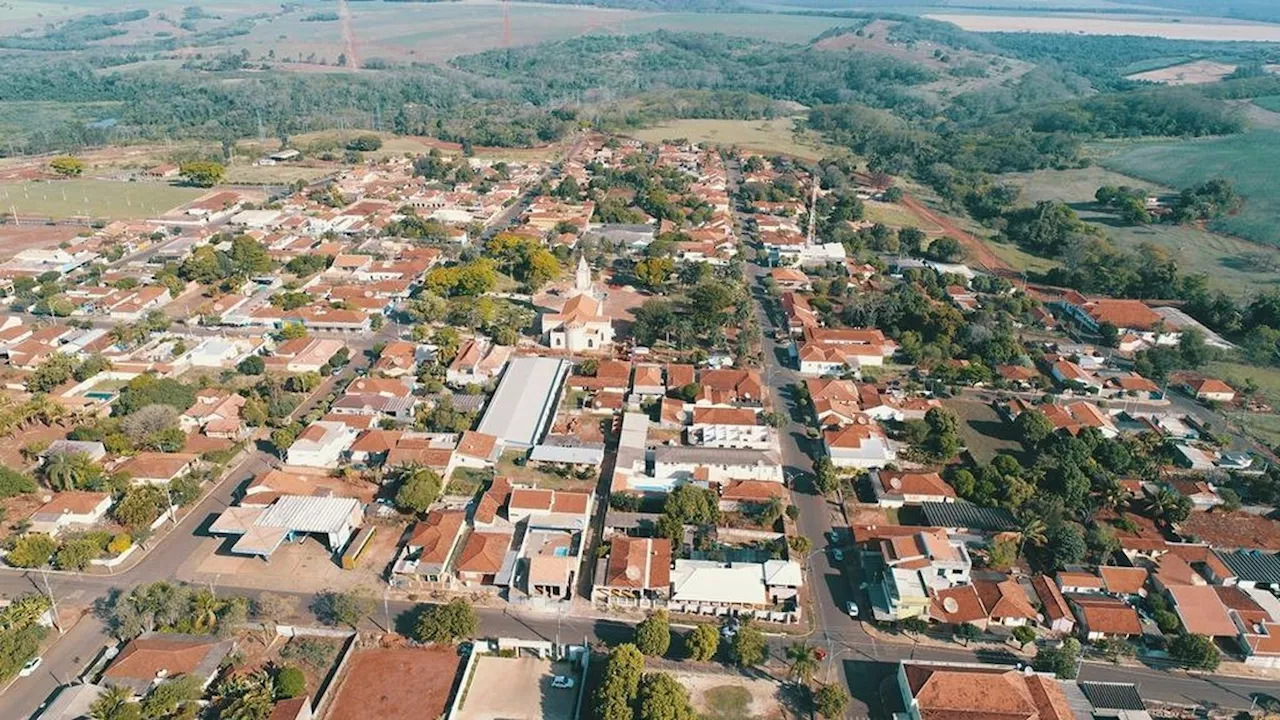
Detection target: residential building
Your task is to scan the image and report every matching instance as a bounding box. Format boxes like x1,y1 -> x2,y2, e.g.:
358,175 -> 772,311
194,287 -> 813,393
871,470 -> 955,507
1031,575 -> 1076,635
103,633 -> 235,698
686,407 -> 773,450
667,559 -> 803,623
895,661 -> 1074,720
392,509 -> 467,586
116,452 -> 198,485
285,421 -> 359,468
446,338 -> 513,386
1186,377 -> 1236,403
1069,594 -> 1142,640
593,537 -> 672,608
27,491 -> 113,537
822,419 -> 896,469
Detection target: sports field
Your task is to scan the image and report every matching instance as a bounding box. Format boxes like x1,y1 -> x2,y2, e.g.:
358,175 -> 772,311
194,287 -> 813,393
1003,165 -> 1280,294
0,179 -> 203,220
627,118 -> 836,161
1101,131 -> 1280,249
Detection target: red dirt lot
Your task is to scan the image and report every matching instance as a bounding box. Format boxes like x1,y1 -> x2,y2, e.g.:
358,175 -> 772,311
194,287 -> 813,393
0,224 -> 87,262
326,647 -> 463,720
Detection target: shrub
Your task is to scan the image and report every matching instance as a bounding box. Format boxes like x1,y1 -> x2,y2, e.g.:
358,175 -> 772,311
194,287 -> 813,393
275,665 -> 306,698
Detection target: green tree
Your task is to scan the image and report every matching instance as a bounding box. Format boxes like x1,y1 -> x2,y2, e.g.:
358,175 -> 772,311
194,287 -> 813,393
179,161 -> 226,188
663,484 -> 719,525
635,672 -> 696,720
634,257 -> 675,290
27,353 -> 76,393
311,590 -> 372,628
0,466 -> 37,499
1012,625 -> 1037,648
394,467 -> 442,515
955,622 -> 981,646
813,684 -> 850,719
634,610 -> 671,657
42,450 -> 100,491
412,598 -> 478,644
1169,633 -> 1219,670
595,644 -> 644,720
237,356 -> 265,375
53,535 -> 101,571
1015,409 -> 1055,448
729,624 -> 767,667
1046,523 -> 1087,570
274,665 -> 306,699
141,675 -> 203,719
813,456 -> 839,495
7,533 -> 57,568
50,155 -> 85,177
1033,637 -> 1081,678
113,485 -> 168,530
684,624 -> 719,661
346,134 -> 383,151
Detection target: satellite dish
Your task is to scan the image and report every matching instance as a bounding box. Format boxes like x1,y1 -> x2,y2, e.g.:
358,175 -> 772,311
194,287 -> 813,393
625,566 -> 641,581
942,597 -> 959,613
889,476 -> 903,490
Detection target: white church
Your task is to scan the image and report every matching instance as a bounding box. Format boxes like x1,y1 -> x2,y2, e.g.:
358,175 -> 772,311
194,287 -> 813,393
539,256 -> 615,353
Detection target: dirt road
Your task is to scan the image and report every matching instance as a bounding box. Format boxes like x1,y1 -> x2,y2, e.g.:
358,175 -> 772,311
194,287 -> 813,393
338,0 -> 360,70
898,193 -> 1015,276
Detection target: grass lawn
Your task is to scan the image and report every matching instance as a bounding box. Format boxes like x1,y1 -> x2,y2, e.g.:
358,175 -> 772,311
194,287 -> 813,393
1100,130 -> 1280,250
1002,165 -> 1280,294
700,685 -> 755,720
494,451 -> 595,491
1206,360 -> 1280,448
862,200 -> 942,233
944,398 -> 1026,464
446,467 -> 490,498
0,179 -> 203,220
224,164 -> 334,185
626,118 -> 837,161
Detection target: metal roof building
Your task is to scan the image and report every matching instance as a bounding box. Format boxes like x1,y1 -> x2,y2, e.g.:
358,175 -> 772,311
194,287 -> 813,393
1220,549 -> 1280,588
210,495 -> 363,558
920,501 -> 1016,532
476,356 -> 571,450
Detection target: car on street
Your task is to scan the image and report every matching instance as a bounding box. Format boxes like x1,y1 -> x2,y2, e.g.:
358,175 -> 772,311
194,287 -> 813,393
720,619 -> 739,639
551,676 -> 575,689
831,548 -> 844,562
19,656 -> 41,677
846,601 -> 859,618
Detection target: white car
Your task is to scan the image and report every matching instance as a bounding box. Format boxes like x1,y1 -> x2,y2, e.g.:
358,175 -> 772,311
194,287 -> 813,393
551,676 -> 575,689
19,656 -> 41,677
846,601 -> 859,619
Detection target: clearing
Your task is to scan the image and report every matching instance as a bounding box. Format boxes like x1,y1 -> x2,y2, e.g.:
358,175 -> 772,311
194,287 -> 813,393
1002,165 -> 1280,294
945,397 -> 1026,465
328,647 -> 462,720
0,179 -> 204,221
924,14 -> 1280,41
626,118 -> 836,161
1101,130 -> 1280,251
1206,361 -> 1280,449
675,671 -> 787,720
1125,60 -> 1238,85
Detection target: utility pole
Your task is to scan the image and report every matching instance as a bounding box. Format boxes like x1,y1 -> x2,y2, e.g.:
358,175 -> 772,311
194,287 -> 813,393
39,568 -> 63,636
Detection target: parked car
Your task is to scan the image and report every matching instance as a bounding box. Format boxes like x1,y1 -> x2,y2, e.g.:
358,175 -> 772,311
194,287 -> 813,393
19,657 -> 41,677
551,676 -> 575,689
846,601 -> 859,619
831,548 -> 844,562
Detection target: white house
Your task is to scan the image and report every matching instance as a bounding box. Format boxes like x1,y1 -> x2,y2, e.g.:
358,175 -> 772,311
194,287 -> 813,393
822,419 -> 895,469
285,421 -> 359,468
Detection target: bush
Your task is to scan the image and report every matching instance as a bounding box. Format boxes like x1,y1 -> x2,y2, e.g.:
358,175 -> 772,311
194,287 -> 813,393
684,624 -> 719,661
412,599 -> 478,644
7,533 -> 57,568
53,536 -> 100,570
237,356 -> 265,375
275,665 -> 306,698
107,533 -> 132,555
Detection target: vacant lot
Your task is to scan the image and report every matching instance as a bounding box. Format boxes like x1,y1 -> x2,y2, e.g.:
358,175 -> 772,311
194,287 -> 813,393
862,200 -> 943,234
329,647 -> 462,720
1003,165 -> 1280,294
627,118 -> 835,161
456,656 -> 579,720
945,398 -> 1025,464
1125,60 -> 1238,85
677,671 -> 786,720
925,14 -> 1280,41
0,179 -> 203,220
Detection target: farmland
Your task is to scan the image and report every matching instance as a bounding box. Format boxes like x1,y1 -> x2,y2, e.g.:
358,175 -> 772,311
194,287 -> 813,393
1124,60 -> 1238,85
626,118 -> 836,161
0,179 -> 203,220
1101,131 -> 1280,251
1002,165 -> 1280,294
925,13 -> 1280,41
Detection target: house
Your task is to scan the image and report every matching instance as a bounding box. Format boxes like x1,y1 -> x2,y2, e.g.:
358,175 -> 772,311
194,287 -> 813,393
769,267 -> 811,291
718,479 -> 788,511
1179,375 -> 1237,403
686,407 -> 771,450
1031,574 -> 1076,635
1069,594 -> 1142,640
285,421 -> 359,468
103,633 -> 235,697
42,439 -> 107,464
973,578 -> 1038,627
1055,570 -> 1104,595
27,491 -> 113,537
869,529 -> 972,622
454,531 -> 514,587
446,338 -> 513,386
392,509 -> 467,586
263,337 -> 345,374
372,341 -> 421,377
1166,584 -> 1238,638
650,445 -> 783,486
697,368 -> 763,404
331,377 -> 417,423
1170,479 -> 1223,510
347,429 -> 403,466
540,257 -> 614,352
895,661 -> 1074,720
667,559 -> 803,622
180,390 -> 249,439
593,536 -> 672,608
806,378 -> 862,426
1051,360 -> 1101,391
1099,566 -> 1148,597
116,452 -> 198,485
822,419 -> 895,469
455,430 -> 502,468
506,488 -> 592,530
871,470 -> 955,507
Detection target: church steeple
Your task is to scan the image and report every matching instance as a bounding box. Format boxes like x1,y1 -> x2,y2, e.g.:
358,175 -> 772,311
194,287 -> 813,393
574,255 -> 592,295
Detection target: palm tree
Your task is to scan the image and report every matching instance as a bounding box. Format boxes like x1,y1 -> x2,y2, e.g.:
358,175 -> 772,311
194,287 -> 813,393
43,451 -> 94,491
190,590 -> 220,633
217,671 -> 275,720
23,395 -> 65,428
90,685 -> 139,720
1017,516 -> 1047,557
785,642 -> 820,688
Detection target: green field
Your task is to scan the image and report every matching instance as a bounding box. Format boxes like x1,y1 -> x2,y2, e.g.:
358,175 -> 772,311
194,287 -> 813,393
1101,130 -> 1280,250
0,179 -> 204,220
1210,360 -> 1280,448
627,118 -> 837,161
1003,165 -> 1280,294
1253,96 -> 1280,114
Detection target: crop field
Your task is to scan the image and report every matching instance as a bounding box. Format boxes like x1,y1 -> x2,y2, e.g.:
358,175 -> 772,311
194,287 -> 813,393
924,13 -> 1280,41
0,179 -> 203,220
1102,131 -> 1280,250
627,118 -> 836,161
1003,166 -> 1280,294
1125,60 -> 1238,85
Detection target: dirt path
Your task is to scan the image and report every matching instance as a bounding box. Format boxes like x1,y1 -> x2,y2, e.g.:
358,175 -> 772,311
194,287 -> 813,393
338,0 -> 360,70
898,193 -> 1015,277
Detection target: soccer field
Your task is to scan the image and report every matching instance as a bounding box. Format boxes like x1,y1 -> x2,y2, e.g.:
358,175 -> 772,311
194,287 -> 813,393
0,179 -> 204,220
